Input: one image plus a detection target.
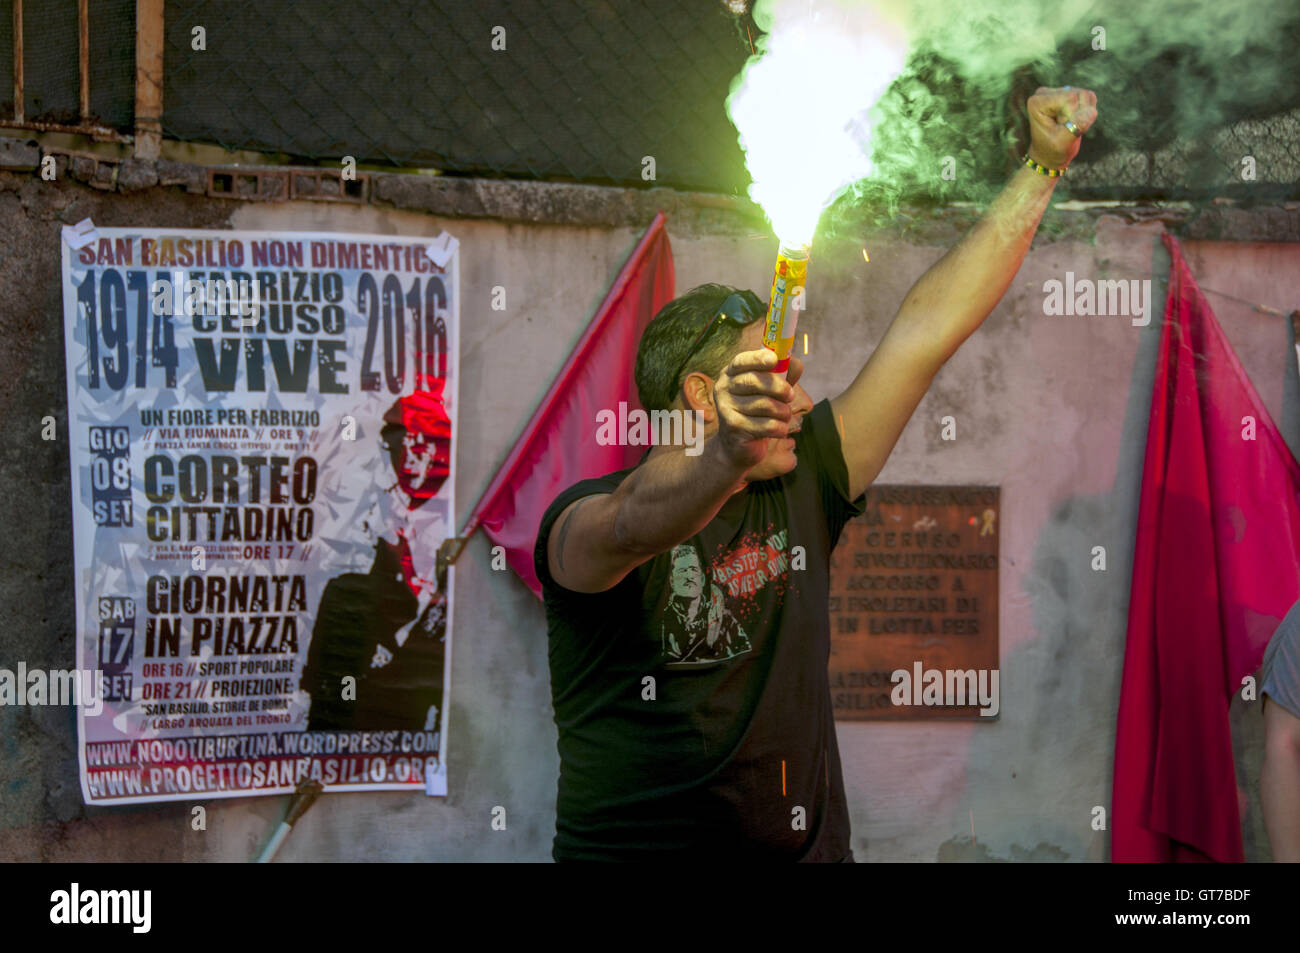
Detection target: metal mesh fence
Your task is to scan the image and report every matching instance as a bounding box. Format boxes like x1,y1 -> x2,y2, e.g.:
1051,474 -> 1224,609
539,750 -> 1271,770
1066,111 -> 1300,200
1,1 -> 1297,202
162,0 -> 754,192
13,1 -> 80,121
0,0 -> 135,129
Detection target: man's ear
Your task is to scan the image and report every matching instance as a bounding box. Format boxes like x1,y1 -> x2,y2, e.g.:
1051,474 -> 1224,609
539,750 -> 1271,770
681,371 -> 716,421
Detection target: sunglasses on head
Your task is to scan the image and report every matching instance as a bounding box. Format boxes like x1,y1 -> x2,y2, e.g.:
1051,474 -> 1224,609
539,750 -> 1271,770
667,290 -> 767,407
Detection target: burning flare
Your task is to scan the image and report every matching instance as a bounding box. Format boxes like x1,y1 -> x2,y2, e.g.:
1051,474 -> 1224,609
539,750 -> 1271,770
727,1 -> 908,247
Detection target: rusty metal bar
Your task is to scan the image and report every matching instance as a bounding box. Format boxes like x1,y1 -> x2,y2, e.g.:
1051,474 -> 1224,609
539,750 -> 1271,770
0,119 -> 133,142
79,0 -> 90,122
13,0 -> 23,123
134,0 -> 163,159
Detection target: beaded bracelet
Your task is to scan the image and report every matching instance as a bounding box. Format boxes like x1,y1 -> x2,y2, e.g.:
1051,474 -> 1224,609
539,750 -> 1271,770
1023,153 -> 1065,177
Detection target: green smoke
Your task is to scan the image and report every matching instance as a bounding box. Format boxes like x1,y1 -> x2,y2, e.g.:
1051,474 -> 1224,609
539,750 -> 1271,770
745,0 -> 1300,234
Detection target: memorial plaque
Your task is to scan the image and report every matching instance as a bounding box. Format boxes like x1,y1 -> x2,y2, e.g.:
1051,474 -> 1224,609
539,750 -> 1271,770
828,485 -> 999,720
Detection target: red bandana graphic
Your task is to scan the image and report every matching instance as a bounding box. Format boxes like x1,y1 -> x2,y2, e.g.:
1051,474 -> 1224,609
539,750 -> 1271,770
381,382 -> 452,508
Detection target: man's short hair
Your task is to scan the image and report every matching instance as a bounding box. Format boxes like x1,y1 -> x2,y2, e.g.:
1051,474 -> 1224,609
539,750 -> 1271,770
635,283 -> 748,412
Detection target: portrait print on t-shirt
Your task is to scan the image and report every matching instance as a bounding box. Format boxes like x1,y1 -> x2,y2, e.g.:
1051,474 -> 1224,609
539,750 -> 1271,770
661,544 -> 751,664
658,526 -> 793,667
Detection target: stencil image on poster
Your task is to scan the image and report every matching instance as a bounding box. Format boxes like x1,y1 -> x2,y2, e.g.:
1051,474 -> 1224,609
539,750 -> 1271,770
303,388 -> 451,732
61,229 -> 459,804
827,485 -> 999,720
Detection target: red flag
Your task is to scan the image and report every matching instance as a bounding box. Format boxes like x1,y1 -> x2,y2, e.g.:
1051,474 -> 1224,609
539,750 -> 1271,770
463,212 -> 675,597
1112,234 -> 1300,861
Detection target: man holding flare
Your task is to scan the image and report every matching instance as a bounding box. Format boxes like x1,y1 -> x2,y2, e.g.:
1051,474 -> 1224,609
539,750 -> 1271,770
534,86 -> 1098,861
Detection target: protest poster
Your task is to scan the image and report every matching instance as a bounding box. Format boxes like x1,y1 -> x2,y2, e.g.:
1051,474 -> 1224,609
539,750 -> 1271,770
60,227 -> 458,804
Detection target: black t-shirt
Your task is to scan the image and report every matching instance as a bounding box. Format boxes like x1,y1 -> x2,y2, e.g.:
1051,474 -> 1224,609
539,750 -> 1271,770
533,398 -> 866,860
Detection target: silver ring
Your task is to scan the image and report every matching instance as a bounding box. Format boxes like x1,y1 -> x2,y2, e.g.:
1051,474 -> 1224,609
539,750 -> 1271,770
1064,119 -> 1082,137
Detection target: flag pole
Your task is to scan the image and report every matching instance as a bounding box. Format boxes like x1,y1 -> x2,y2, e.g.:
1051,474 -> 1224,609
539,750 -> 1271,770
253,779 -> 324,863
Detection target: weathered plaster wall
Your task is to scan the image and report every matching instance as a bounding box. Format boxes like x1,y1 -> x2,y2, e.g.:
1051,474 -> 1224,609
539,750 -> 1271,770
1,145 -> 1297,861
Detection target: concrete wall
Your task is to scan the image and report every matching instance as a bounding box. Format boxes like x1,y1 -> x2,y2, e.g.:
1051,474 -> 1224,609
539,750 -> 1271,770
2,160 -> 1298,861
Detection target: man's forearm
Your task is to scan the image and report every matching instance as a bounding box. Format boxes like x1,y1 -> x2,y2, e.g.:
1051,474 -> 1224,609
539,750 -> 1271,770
894,165 -> 1058,362
1261,711 -> 1300,862
611,440 -> 750,557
